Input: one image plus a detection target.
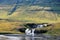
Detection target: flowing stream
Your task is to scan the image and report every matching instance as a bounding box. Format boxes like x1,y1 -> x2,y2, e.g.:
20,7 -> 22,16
0,34 -> 60,40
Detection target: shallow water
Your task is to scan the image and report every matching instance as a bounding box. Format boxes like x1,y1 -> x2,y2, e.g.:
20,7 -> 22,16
0,34 -> 60,40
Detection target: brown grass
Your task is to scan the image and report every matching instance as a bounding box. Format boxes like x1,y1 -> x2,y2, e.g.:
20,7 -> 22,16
0,20 -> 60,35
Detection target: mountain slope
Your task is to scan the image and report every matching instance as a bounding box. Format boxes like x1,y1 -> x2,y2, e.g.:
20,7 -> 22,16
8,6 -> 60,23
0,0 -> 60,23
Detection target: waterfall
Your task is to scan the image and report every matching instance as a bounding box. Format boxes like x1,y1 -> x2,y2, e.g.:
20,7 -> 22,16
25,28 -> 35,36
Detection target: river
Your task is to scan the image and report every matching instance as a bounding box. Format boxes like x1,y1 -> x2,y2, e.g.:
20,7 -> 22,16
0,34 -> 60,40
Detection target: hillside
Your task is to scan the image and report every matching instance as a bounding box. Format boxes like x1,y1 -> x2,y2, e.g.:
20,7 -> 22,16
0,0 -> 60,23
0,0 -> 60,35
0,5 -> 60,23
8,6 -> 60,23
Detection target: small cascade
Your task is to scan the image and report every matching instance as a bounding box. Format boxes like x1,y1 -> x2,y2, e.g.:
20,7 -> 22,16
25,28 -> 35,36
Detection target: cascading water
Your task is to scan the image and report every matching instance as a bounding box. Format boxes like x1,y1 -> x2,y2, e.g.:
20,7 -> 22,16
25,28 -> 35,36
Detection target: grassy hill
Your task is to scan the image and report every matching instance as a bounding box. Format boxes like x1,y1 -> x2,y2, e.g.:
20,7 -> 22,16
0,5 -> 60,23
0,0 -> 60,35
0,0 -> 60,23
